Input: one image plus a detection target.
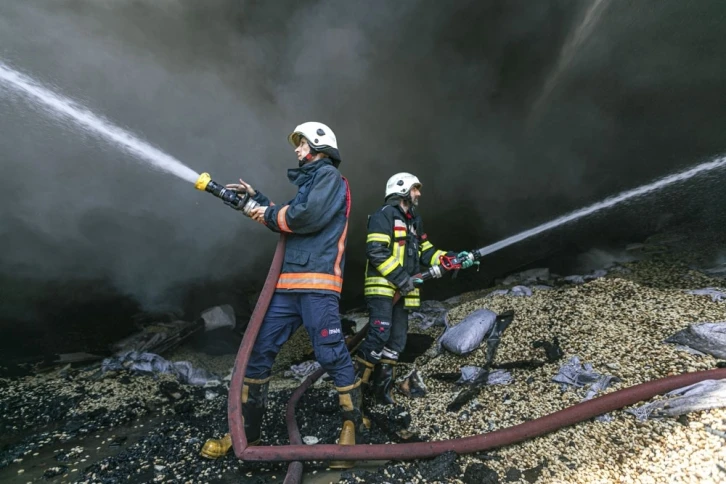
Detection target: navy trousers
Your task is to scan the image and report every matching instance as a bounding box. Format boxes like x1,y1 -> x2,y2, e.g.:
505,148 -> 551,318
245,292 -> 355,387
356,296 -> 408,364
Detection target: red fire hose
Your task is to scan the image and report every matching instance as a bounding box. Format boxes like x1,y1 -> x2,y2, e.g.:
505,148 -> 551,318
229,235 -> 726,481
274,368 -> 726,462
228,235 -> 286,453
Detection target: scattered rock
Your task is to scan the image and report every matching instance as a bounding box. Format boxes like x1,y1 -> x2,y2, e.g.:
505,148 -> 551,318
463,463 -> 499,483
43,465 -> 68,478
417,450 -> 461,482
522,460 -> 547,483
505,467 -> 522,481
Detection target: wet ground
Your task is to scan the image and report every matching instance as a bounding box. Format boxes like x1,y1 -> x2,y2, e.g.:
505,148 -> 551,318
0,361 -> 411,484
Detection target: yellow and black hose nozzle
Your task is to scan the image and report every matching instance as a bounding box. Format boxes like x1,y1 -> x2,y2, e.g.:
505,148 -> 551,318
195,172 -> 259,216
194,172 -> 213,192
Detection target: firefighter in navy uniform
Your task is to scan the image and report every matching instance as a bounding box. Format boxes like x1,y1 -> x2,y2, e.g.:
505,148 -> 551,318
354,173 -> 477,405
201,122 -> 362,469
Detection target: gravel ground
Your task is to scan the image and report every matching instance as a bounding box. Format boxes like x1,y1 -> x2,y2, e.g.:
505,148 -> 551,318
1,231 -> 725,483
397,273 -> 726,483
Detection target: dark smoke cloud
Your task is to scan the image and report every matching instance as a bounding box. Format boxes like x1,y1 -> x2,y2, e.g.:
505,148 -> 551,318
1,0 -> 726,332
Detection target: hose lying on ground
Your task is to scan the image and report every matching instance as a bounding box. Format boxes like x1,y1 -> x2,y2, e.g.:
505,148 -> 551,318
228,235 -> 726,482
258,368 -> 726,462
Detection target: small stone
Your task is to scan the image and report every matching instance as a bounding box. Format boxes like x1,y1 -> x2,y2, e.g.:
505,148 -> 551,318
463,463 -> 499,483
505,467 -> 521,481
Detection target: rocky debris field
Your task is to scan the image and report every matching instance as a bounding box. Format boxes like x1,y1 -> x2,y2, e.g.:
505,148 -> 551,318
1,231 -> 725,483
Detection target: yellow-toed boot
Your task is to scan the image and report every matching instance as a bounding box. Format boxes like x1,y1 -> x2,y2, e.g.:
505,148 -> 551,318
200,377 -> 270,459
200,433 -> 233,459
329,378 -> 363,469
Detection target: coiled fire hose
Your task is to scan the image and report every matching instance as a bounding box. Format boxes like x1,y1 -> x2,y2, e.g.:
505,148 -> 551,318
228,235 -> 726,484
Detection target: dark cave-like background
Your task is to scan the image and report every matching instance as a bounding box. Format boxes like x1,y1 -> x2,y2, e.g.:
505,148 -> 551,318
1,0 -> 725,361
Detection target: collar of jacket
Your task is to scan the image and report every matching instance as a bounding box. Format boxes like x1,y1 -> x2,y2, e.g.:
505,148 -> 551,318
385,197 -> 416,220
287,158 -> 334,186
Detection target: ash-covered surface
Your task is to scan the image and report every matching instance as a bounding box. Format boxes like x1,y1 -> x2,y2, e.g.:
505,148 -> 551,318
2,231 -> 726,483
0,366 -> 397,483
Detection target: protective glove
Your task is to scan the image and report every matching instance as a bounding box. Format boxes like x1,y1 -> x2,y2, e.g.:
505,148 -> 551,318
457,251 -> 480,270
399,276 -> 423,296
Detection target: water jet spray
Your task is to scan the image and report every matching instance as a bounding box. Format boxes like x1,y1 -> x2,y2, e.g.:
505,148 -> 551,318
474,154 -> 726,257
0,60 -> 199,183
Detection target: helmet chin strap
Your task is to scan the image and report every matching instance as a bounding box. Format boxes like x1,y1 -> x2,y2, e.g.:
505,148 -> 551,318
298,148 -> 318,167
400,190 -> 420,214
398,192 -> 413,213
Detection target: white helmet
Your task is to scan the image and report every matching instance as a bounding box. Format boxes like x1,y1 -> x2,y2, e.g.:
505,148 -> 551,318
385,172 -> 422,199
288,121 -> 341,165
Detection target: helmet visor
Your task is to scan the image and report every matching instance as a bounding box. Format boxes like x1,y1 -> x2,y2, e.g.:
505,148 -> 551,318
288,131 -> 304,147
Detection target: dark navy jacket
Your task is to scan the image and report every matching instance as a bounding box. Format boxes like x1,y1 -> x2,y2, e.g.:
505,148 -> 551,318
252,158 -> 350,297
363,199 -> 448,308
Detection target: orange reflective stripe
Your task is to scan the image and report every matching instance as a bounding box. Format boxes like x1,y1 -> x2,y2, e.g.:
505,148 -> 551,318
334,220 -> 348,278
276,273 -> 343,292
342,176 -> 351,217
334,177 -> 351,278
276,282 -> 342,292
277,205 -> 292,233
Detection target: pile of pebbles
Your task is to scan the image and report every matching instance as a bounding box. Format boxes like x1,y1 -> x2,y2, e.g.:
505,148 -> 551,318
394,270 -> 726,483
1,232 -> 725,483
343,237 -> 726,483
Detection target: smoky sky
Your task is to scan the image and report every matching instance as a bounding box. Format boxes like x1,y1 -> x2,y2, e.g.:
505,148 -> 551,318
1,0 -> 726,322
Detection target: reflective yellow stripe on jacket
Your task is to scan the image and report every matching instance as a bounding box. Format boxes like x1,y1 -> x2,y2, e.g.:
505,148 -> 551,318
366,233 -> 391,244
364,212 -> 425,307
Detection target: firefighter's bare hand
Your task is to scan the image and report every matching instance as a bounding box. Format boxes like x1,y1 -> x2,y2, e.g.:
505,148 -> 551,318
225,178 -> 256,197
249,206 -> 267,224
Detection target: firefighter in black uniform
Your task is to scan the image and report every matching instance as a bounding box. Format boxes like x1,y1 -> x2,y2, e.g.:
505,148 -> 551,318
354,172 -> 478,404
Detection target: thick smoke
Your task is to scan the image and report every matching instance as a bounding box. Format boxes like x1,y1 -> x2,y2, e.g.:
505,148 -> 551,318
1,0 -> 726,332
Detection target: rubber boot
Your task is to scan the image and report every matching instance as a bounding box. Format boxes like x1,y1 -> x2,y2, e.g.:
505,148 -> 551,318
329,378 -> 363,469
353,356 -> 375,429
200,377 -> 269,459
354,355 -> 375,387
372,359 -> 397,405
